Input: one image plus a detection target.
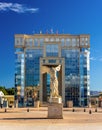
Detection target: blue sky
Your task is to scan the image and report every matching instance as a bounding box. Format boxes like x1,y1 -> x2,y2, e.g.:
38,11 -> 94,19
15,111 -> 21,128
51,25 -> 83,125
0,0 -> 102,91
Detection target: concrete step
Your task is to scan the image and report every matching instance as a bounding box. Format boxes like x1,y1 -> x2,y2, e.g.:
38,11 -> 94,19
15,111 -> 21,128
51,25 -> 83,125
40,102 -> 49,107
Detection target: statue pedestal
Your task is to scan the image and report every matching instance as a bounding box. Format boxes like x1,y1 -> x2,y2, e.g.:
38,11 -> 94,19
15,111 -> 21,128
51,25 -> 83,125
49,97 -> 62,104
48,97 -> 63,119
48,103 -> 63,119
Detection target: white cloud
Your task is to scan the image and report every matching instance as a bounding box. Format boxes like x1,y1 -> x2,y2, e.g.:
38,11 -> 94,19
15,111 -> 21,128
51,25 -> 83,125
90,57 -> 96,61
0,2 -> 39,13
90,57 -> 102,62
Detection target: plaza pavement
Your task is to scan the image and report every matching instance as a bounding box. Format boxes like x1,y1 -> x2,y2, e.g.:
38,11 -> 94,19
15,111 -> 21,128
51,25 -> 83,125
0,107 -> 102,130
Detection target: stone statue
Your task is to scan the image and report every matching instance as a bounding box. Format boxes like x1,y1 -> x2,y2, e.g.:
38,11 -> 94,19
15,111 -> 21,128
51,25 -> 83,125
42,65 -> 61,98
48,65 -> 61,98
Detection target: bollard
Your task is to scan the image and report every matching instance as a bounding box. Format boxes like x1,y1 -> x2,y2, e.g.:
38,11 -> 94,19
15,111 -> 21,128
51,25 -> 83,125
72,108 -> 75,112
5,108 -> 7,112
95,108 -> 97,112
27,108 -> 29,112
89,110 -> 92,114
84,108 -> 86,112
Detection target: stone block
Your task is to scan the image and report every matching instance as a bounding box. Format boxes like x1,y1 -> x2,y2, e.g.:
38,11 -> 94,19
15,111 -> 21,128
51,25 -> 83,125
67,101 -> 73,108
49,97 -> 62,103
48,103 -> 63,119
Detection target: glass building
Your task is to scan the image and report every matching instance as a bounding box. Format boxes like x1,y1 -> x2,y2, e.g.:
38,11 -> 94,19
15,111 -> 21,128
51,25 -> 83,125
15,34 -> 90,107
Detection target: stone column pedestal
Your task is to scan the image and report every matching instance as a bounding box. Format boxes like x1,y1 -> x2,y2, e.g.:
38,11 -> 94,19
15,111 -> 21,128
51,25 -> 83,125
67,101 -> 73,108
48,103 -> 63,119
14,100 -> 18,108
34,101 -> 40,108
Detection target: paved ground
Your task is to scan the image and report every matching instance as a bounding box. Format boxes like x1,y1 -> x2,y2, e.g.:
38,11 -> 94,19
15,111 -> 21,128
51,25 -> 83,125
0,123 -> 102,130
0,107 -> 102,130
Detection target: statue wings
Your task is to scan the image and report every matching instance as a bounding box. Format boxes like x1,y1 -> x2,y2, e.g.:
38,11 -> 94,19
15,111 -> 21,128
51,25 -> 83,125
41,65 -> 61,74
55,65 -> 61,71
41,66 -> 50,74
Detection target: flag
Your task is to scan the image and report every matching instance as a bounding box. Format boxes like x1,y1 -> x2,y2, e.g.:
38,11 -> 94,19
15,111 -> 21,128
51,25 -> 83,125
56,30 -> 58,35
50,29 -> 53,34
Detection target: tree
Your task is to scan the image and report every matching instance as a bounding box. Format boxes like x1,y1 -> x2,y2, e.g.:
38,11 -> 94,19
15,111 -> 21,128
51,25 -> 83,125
0,86 -> 15,95
6,87 -> 15,95
0,86 -> 8,95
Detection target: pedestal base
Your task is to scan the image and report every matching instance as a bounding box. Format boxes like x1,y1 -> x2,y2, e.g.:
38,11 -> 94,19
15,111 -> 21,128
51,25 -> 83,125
67,101 -> 73,108
49,97 -> 62,103
48,103 -> 63,119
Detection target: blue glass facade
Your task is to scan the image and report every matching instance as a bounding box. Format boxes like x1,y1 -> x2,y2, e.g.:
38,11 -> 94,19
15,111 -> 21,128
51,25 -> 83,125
62,49 -> 80,106
46,44 -> 58,57
25,49 -> 43,86
79,48 -> 90,106
15,34 -> 90,107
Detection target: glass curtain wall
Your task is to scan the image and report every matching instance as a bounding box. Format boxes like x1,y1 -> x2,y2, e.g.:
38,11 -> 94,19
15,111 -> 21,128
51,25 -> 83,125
15,48 -> 25,107
25,49 -> 43,87
80,48 -> 90,106
46,44 -> 58,57
15,35 -> 90,107
62,49 -> 80,106
24,49 -> 43,106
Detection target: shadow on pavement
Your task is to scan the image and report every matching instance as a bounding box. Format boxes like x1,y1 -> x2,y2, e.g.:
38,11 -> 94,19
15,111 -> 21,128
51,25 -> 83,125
0,117 -> 48,120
